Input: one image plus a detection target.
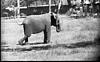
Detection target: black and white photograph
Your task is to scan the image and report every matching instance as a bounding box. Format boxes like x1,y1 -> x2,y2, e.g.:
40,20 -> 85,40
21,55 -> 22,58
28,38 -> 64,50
1,0 -> 100,61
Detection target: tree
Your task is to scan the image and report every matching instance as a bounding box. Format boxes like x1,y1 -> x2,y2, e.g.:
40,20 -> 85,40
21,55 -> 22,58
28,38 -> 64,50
20,0 -> 27,7
1,0 -> 5,9
1,0 -> 17,9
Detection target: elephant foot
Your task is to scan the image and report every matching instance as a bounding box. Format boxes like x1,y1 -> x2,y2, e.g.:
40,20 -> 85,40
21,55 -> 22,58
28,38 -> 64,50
24,42 -> 28,45
18,40 -> 22,44
18,41 -> 24,45
43,41 -> 50,44
18,41 -> 28,45
18,42 -> 28,45
43,42 -> 48,44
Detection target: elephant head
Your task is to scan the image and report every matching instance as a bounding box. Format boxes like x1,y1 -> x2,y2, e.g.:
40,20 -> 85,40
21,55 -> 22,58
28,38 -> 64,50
51,12 -> 61,32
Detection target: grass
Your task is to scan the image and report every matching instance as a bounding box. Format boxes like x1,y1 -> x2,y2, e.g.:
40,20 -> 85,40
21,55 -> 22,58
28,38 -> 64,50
1,16 -> 100,61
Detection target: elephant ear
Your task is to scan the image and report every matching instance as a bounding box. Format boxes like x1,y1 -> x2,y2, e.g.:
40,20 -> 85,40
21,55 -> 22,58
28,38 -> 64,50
51,12 -> 57,19
51,12 -> 57,26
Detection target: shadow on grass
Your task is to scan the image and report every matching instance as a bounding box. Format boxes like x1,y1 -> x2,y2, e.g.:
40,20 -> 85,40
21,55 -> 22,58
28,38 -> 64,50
1,41 -> 99,52
16,42 -> 45,45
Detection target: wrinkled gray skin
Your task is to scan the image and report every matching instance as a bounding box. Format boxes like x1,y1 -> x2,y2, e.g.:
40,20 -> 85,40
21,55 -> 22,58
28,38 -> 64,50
18,13 -> 61,45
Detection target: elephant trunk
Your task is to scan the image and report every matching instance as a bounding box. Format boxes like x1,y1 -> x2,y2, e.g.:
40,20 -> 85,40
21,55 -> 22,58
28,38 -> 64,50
56,17 -> 61,32
56,23 -> 61,32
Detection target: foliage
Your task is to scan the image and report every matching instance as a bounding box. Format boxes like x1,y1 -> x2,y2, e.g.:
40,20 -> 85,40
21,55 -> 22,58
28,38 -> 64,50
1,0 -> 17,9
1,0 -> 59,9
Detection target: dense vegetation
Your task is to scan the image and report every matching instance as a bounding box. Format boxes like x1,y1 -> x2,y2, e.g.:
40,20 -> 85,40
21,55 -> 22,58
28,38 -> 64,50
1,0 -> 59,9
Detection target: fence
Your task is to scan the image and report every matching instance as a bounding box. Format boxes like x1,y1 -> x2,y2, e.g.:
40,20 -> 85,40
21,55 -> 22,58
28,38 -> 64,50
20,5 -> 70,16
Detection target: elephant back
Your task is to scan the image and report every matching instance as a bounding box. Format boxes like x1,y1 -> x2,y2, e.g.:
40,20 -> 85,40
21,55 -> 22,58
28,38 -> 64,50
22,13 -> 51,25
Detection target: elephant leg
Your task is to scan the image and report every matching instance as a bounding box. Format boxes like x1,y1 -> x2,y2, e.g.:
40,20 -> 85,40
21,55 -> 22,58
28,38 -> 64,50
19,24 -> 29,45
18,35 -> 28,45
44,26 -> 51,44
25,37 -> 28,44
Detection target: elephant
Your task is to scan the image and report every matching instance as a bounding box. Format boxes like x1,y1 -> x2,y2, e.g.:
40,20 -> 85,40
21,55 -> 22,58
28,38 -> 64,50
18,12 -> 61,45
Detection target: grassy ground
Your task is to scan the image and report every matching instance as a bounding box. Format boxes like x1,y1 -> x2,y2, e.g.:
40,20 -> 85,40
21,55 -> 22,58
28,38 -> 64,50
1,15 -> 100,61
